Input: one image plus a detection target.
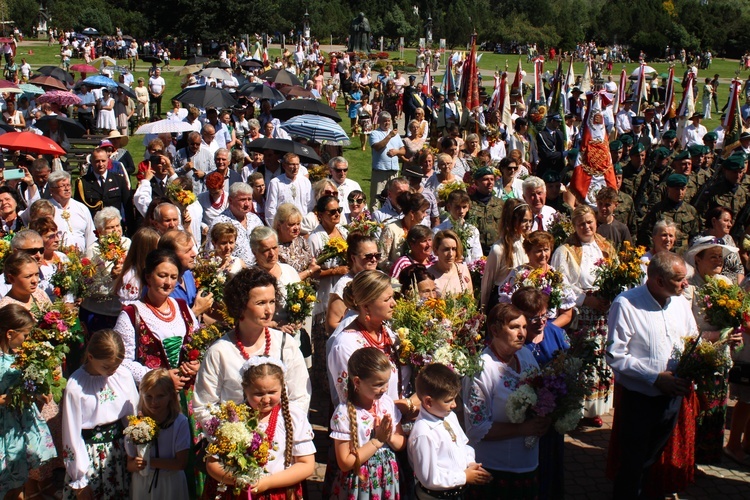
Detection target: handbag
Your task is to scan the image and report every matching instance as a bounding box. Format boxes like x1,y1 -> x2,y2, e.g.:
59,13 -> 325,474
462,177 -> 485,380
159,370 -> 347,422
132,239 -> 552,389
728,362 -> 750,386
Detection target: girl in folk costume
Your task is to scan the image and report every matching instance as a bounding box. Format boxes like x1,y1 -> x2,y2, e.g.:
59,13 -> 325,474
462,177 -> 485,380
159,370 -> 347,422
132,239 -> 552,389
204,357 -> 316,499
330,347 -> 406,500
550,204 -> 616,427
62,330 -> 139,500
569,91 -> 618,206
125,369 -> 191,498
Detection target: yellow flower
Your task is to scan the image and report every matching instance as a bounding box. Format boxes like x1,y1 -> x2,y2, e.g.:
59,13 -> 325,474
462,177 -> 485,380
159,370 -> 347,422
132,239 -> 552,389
297,289 -> 305,299
306,295 -> 316,303
291,303 -> 301,313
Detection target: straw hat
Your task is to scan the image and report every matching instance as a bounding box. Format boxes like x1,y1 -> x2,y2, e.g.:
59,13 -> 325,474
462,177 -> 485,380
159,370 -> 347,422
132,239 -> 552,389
684,235 -> 738,268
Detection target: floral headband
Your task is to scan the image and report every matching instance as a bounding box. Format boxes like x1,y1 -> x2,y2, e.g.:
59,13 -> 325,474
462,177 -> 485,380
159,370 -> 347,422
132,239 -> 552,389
239,356 -> 286,377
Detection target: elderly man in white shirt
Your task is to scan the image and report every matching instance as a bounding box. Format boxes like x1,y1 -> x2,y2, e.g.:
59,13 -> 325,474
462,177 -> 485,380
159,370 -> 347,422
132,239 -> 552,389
522,176 -> 557,231
606,252 -> 697,500
265,153 -> 312,226
328,156 -> 361,215
47,170 -> 96,251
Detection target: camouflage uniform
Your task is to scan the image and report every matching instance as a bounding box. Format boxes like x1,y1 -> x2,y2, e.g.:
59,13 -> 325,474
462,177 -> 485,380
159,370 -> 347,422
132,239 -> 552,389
694,178 -> 749,219
615,191 -> 637,237
639,200 -> 701,254
620,161 -> 647,199
468,193 -> 504,255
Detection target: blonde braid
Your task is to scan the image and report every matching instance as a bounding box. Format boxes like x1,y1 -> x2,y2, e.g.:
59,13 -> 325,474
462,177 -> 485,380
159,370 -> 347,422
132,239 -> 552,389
280,384 -> 296,499
347,400 -> 361,474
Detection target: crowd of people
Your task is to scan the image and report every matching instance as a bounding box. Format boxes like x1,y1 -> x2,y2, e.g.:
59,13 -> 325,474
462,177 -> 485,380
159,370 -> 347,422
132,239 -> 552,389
1,32 -> 750,500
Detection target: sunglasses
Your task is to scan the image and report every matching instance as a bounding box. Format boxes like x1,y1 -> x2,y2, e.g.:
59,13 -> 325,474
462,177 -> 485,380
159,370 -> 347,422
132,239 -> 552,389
333,168 -> 348,173
324,207 -> 343,216
360,252 -> 382,261
22,247 -> 44,255
348,198 -> 364,204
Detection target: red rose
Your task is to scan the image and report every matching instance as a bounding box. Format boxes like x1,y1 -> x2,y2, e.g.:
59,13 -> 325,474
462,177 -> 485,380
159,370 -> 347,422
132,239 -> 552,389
81,258 -> 91,265
188,349 -> 200,361
145,355 -> 162,368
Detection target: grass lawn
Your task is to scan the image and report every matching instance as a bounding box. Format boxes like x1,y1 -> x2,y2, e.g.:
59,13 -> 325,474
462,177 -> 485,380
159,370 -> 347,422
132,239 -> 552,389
15,40 -> 745,196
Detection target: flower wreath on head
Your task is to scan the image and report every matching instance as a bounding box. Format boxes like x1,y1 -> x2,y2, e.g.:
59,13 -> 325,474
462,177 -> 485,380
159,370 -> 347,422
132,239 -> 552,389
240,355 -> 287,378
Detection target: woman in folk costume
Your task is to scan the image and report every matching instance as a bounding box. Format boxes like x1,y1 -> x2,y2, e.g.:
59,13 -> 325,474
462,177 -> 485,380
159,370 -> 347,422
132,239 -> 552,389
568,91 -> 618,206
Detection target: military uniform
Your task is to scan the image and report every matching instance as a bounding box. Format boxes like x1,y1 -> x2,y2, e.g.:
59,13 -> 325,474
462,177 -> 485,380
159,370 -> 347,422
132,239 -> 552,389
468,193 -> 504,255
615,190 -> 637,237
695,177 -> 748,217
639,199 -> 701,254
620,161 -> 647,199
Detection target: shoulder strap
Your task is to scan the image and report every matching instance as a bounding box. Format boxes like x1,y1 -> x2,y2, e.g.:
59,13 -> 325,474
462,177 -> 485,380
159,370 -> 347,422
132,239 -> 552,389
279,330 -> 286,363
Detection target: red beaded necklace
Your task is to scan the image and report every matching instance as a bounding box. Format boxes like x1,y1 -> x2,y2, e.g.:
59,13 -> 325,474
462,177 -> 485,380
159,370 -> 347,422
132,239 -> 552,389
356,320 -> 390,351
210,190 -> 225,210
234,326 -> 271,359
143,297 -> 176,322
264,405 -> 281,446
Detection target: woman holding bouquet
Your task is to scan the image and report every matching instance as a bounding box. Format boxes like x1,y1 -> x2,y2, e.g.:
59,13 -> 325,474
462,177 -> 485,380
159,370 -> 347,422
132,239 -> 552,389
497,231 -> 575,327
379,192 -> 430,273
273,203 -> 319,281
428,229 -> 473,297
550,204 -> 616,427
28,217 -> 70,302
463,303 -> 546,499
0,251 -> 52,311
683,236 -> 744,464
700,206 -> 744,285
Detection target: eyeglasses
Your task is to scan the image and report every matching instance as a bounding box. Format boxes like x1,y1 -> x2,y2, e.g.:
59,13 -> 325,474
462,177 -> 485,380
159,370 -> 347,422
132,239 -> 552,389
503,166 -> 519,171
22,247 -> 44,255
322,190 -> 338,196
527,314 -> 548,324
324,207 -> 343,216
188,142 -> 201,147
360,252 -> 382,261
333,168 -> 348,173
349,198 -> 364,204
44,231 -> 63,239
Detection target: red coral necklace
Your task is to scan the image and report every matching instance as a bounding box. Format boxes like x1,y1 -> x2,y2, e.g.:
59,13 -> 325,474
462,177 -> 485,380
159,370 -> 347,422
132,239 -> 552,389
234,326 -> 271,359
143,297 -> 176,322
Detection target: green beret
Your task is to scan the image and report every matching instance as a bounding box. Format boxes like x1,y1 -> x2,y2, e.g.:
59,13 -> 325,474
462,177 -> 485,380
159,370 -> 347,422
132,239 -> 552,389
620,134 -> 634,145
730,150 -> 747,160
666,173 -> 689,187
629,143 -> 646,155
567,148 -> 580,162
653,146 -> 671,159
542,171 -> 562,183
703,132 -> 718,142
663,130 -> 677,140
723,155 -> 746,171
614,163 -> 623,174
609,140 -> 623,151
673,150 -> 691,161
473,166 -> 495,179
687,144 -> 708,156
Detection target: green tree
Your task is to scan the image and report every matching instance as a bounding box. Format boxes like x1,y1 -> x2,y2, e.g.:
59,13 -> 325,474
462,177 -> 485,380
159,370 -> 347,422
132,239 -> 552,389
8,0 -> 38,36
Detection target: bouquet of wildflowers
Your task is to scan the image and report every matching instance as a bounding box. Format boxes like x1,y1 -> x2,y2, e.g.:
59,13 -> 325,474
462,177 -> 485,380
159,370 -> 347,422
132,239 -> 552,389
166,182 -> 197,209
500,266 -> 565,310
7,301 -> 81,409
593,241 -> 646,302
183,323 -> 226,363
393,293 -> 485,378
97,233 -> 127,264
467,256 -> 486,303
675,335 -> 732,381
193,254 -> 227,302
505,350 -> 591,447
448,216 -> 474,259
344,210 -> 383,236
548,212 -> 573,248
316,236 -> 348,265
696,277 -> 746,337
306,164 -> 329,183
50,246 -> 86,299
0,234 -> 12,273
202,400 -> 270,494
436,180 -> 468,204
285,281 -> 316,325
124,415 -> 160,476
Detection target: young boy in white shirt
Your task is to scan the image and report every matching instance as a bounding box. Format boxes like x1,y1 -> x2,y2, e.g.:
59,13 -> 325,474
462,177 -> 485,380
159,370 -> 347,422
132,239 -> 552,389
408,364 -> 491,499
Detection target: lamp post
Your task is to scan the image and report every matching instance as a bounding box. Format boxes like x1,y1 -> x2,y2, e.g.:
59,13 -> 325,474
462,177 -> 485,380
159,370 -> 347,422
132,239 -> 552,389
303,9 -> 310,54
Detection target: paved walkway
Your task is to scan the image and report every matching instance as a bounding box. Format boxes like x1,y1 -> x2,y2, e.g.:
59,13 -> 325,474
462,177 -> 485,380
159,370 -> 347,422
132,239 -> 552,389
306,397 -> 750,499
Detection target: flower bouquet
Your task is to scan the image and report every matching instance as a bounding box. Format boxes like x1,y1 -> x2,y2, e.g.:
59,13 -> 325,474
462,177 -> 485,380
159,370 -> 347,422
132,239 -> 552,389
436,180 -> 468,204
500,266 -> 565,310
0,235 -> 12,273
285,280 -> 316,325
193,254 -> 227,302
467,256 -> 486,303
344,210 -> 383,237
696,277 -> 746,338
124,415 -> 159,476
447,216 -> 474,259
505,350 -> 591,447
306,164 -> 329,183
183,323 -> 226,363
393,292 -> 485,378
50,246 -> 86,299
202,400 -> 270,494
675,335 -> 732,381
593,241 -> 646,303
97,233 -> 127,264
166,182 -> 197,210
548,212 -> 574,248
316,236 -> 347,265
7,301 -> 81,409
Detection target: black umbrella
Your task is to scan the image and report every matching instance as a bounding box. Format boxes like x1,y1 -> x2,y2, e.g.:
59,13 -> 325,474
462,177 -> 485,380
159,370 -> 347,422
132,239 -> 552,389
246,138 -> 322,164
35,115 -> 87,139
270,99 -> 341,122
0,123 -> 15,133
206,60 -> 231,69
240,59 -> 264,69
115,83 -> 137,99
184,55 -> 210,66
36,66 -> 73,84
259,69 -> 301,87
141,55 -> 162,64
237,83 -> 285,101
82,27 -> 99,36
172,85 -> 238,109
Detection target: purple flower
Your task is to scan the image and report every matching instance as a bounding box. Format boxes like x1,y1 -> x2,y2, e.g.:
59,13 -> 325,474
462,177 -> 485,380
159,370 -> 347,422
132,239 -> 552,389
250,431 -> 262,451
533,387 -> 557,416
203,417 -> 220,436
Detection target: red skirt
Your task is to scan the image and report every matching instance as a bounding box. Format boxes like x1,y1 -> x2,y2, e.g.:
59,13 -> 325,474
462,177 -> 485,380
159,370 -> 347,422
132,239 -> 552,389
202,475 -> 303,500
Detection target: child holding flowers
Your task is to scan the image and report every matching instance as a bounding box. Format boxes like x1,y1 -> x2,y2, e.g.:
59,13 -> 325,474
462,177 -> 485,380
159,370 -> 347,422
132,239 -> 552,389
125,368 -> 190,498
0,304 -> 57,500
330,347 -> 406,500
62,329 -> 139,500
204,356 -> 316,499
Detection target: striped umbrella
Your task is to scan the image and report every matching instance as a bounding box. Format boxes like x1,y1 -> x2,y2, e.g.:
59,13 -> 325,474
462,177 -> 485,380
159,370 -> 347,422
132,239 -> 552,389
279,115 -> 350,145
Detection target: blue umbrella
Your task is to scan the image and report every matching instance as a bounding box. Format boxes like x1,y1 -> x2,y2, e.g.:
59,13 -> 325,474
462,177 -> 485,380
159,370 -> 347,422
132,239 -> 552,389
82,75 -> 118,89
20,83 -> 45,95
279,115 -> 350,145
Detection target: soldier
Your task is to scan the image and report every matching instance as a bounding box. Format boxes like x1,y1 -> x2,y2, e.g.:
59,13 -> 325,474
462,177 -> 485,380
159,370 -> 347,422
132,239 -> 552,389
610,140 -> 624,167
613,164 -> 637,237
688,144 -> 714,192
636,146 -> 674,219
660,129 -> 678,154
542,170 -> 573,217
639,173 -> 701,254
620,143 -> 648,198
703,131 -> 719,154
695,154 -> 748,219
468,166 -> 504,255
623,116 -> 652,152
656,150 -> 699,203
619,133 -> 634,161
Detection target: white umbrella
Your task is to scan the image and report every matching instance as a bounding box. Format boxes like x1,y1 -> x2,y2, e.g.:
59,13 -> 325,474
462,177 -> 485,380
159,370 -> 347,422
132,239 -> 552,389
93,56 -> 117,68
135,119 -> 197,135
630,65 -> 657,77
199,68 -> 233,81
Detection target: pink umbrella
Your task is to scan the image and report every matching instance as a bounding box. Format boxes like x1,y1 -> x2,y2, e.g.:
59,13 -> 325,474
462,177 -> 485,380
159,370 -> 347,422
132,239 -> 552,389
70,64 -> 98,74
36,90 -> 82,106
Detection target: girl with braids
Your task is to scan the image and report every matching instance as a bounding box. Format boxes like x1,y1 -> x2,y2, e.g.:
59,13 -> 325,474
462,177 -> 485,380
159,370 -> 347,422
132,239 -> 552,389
330,347 -> 406,499
125,369 -> 190,498
204,357 -> 315,499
